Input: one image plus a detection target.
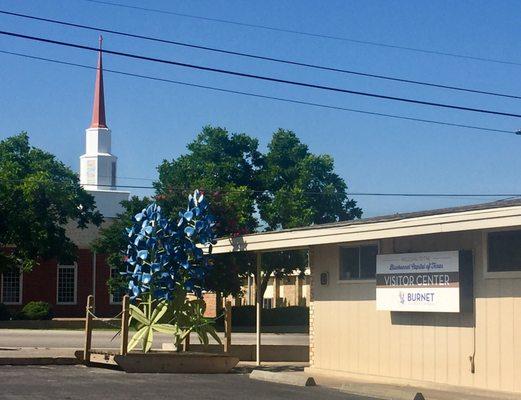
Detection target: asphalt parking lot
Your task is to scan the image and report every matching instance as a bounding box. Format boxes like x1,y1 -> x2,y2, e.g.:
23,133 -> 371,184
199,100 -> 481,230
0,365 -> 378,400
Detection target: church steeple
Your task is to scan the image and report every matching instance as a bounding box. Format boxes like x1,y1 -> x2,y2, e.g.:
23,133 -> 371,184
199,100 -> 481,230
90,35 -> 107,129
79,37 -> 130,218
80,36 -> 117,192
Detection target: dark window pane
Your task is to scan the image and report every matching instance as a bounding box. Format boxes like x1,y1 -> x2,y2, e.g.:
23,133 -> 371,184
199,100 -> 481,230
111,162 -> 117,187
340,247 -> 359,280
57,266 -> 76,303
1,268 -> 21,303
110,268 -> 123,303
360,245 -> 378,279
488,230 -> 521,272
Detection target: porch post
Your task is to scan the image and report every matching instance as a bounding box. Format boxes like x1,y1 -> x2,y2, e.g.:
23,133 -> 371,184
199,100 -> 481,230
256,252 -> 262,366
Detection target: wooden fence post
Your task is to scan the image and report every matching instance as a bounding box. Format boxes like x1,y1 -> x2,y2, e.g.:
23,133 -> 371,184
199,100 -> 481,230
183,333 -> 190,352
224,300 -> 232,353
120,295 -> 130,356
83,295 -> 94,363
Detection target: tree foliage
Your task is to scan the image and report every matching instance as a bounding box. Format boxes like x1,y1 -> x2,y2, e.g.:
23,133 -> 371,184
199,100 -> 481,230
0,133 -> 102,272
95,125 -> 361,299
92,196 -> 151,294
154,126 -> 262,237
92,196 -> 151,270
153,126 -> 361,298
258,129 -> 362,230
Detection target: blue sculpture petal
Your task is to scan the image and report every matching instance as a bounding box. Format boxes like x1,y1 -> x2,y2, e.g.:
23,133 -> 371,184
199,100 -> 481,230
124,192 -> 216,301
184,211 -> 193,221
141,273 -> 152,284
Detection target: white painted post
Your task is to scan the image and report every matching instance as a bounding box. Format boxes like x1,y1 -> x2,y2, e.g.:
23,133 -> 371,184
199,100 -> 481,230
256,252 -> 262,366
83,295 -> 94,363
247,275 -> 251,306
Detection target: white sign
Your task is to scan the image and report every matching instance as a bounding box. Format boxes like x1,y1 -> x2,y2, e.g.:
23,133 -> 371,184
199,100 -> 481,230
376,251 -> 460,312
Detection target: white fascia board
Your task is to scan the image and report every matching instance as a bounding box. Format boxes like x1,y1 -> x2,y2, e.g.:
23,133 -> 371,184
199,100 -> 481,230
212,206 -> 521,254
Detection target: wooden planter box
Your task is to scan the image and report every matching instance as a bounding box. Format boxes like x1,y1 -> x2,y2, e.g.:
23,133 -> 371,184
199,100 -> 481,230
75,350 -> 239,373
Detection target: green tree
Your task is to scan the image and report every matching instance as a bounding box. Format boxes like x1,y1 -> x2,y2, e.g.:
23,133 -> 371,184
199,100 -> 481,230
0,133 -> 102,272
154,126 -> 263,296
91,196 -> 150,294
94,126 -> 362,300
154,125 -> 262,237
258,129 -> 362,230
253,129 -> 361,297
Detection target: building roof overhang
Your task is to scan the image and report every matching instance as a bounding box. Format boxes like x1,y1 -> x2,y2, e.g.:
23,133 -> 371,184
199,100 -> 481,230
213,199 -> 521,254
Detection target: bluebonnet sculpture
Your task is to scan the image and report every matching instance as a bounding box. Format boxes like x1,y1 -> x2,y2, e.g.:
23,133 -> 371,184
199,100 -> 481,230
122,190 -> 220,352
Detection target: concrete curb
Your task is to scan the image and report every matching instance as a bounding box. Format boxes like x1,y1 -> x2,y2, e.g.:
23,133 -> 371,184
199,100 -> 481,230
0,347 -> 81,366
0,357 -> 79,366
249,370 -> 316,387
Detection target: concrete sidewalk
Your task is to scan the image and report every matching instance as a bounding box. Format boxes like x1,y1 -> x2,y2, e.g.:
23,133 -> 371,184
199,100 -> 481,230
258,368 -> 521,400
317,373 -> 521,400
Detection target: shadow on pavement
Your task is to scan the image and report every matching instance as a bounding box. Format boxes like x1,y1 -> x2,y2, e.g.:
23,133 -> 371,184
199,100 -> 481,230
233,364 -> 306,374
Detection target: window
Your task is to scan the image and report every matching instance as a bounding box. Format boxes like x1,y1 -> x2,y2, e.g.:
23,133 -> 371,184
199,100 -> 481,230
110,267 -> 123,304
57,264 -> 77,304
262,298 -> 273,309
488,230 -> 521,272
1,268 -> 22,304
339,245 -> 378,280
111,162 -> 117,187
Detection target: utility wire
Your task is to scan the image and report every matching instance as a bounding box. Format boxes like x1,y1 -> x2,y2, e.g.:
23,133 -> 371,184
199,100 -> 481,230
81,0 -> 521,68
57,183 -> 521,199
1,31 -> 521,119
0,49 -> 515,135
1,9 -> 519,100
1,176 -> 518,198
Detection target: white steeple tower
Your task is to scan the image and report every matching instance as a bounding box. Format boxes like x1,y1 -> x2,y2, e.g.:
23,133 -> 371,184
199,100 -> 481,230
80,36 -> 117,191
80,36 -> 129,218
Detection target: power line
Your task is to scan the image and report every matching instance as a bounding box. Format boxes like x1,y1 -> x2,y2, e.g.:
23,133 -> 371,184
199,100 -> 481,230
0,49 -> 515,135
96,183 -> 521,198
1,9 -> 519,100
81,0 -> 521,68
1,176 -> 518,198
2,31 -> 521,119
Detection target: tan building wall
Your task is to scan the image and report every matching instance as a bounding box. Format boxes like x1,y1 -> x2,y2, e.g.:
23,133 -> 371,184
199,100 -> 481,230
309,230 -> 521,394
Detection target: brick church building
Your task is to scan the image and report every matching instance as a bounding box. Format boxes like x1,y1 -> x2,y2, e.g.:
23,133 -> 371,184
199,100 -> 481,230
1,38 -> 130,318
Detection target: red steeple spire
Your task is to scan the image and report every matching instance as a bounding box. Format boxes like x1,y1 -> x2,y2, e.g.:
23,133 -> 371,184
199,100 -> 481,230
90,35 -> 107,129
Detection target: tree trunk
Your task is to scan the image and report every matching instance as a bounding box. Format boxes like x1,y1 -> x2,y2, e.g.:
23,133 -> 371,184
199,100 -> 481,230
254,267 -> 273,302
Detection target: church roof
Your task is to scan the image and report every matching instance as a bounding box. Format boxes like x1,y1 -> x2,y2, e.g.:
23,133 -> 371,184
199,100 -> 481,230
90,36 -> 107,129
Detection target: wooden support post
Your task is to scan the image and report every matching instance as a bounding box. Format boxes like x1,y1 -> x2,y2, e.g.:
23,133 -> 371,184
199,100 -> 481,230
273,275 -> 280,307
256,252 -> 262,366
83,295 -> 94,363
295,275 -> 302,306
120,295 -> 130,356
224,300 -> 232,353
183,333 -> 190,352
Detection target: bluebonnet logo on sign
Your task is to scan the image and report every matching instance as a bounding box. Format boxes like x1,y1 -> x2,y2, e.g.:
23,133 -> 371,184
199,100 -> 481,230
376,251 -> 460,313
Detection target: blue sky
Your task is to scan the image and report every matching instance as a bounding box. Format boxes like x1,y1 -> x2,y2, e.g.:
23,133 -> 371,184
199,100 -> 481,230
1,0 -> 520,217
